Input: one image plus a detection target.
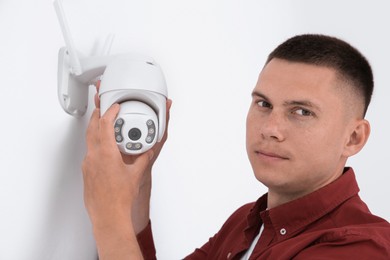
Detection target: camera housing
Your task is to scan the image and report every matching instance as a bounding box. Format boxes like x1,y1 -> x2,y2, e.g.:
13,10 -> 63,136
99,57 -> 167,154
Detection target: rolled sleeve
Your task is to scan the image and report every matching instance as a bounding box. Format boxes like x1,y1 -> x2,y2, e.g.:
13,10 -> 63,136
136,221 -> 157,260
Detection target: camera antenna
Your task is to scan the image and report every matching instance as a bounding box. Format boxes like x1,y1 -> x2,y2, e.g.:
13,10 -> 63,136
101,34 -> 115,56
53,0 -> 82,75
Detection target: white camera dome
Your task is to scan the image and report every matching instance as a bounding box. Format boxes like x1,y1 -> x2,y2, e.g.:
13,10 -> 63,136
99,57 -> 168,155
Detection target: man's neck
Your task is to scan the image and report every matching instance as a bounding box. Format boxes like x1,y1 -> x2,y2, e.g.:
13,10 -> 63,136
267,190 -> 302,209
266,164 -> 347,209
267,175 -> 344,209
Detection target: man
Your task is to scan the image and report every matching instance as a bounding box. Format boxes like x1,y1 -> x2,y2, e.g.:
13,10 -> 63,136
82,34 -> 390,259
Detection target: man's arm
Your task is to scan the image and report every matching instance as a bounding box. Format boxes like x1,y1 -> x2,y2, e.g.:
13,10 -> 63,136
82,105 -> 151,259
82,88 -> 172,259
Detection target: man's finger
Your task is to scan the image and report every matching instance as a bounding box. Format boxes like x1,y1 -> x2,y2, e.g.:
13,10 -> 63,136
161,99 -> 172,143
166,99 -> 172,127
94,92 -> 100,108
99,104 -> 120,149
86,108 -> 101,150
94,80 -> 101,108
167,99 -> 172,120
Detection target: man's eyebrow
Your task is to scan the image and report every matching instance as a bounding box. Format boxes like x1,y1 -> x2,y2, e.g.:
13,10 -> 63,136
251,91 -> 269,100
283,100 -> 321,112
251,91 -> 321,111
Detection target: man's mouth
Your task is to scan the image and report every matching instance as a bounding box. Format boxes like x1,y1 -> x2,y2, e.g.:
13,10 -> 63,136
256,150 -> 289,160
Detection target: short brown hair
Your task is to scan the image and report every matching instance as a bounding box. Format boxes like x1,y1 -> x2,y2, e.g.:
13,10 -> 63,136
266,34 -> 374,117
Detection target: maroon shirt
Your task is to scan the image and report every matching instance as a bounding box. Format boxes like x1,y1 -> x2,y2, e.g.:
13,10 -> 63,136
137,168 -> 390,259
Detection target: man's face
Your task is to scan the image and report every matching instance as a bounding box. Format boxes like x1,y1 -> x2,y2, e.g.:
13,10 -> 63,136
246,58 -> 356,198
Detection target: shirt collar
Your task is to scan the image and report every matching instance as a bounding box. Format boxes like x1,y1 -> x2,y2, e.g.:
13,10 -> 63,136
246,167 -> 360,241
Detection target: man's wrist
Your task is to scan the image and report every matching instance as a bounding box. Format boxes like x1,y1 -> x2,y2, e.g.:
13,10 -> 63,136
92,213 -> 143,260
139,167 -> 152,188
132,168 -> 152,234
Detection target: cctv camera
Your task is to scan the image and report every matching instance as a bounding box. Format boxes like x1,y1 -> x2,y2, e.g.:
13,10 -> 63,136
99,57 -> 168,155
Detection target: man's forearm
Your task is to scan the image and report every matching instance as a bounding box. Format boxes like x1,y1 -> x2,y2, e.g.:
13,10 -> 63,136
93,211 -> 144,260
90,169 -> 153,259
132,168 -> 153,234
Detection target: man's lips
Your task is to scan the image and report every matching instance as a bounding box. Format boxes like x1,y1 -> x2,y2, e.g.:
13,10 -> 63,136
255,150 -> 289,160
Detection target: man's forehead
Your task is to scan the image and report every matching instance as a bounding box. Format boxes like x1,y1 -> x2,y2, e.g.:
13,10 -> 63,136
260,58 -> 338,82
254,60 -> 349,110
257,59 -> 340,93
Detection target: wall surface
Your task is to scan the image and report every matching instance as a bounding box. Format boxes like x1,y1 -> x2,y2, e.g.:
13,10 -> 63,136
0,0 -> 389,259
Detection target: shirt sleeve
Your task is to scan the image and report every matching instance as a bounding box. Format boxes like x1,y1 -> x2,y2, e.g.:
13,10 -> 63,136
183,235 -> 217,260
136,221 -> 157,260
136,222 -> 218,260
183,202 -> 256,260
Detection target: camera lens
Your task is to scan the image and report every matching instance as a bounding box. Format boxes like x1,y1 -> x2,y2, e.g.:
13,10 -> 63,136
128,128 -> 142,141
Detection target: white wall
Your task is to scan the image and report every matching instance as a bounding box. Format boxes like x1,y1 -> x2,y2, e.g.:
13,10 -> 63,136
0,0 -> 389,259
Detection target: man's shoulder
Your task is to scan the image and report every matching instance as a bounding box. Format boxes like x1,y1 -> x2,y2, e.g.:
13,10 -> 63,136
295,223 -> 390,259
329,193 -> 390,228
215,200 -> 261,233
224,201 -> 257,222
233,201 -> 258,214
299,196 -> 390,258
319,221 -> 390,242
274,214 -> 390,259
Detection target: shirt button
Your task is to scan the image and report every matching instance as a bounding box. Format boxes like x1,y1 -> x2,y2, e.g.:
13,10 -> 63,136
227,252 -> 232,259
280,228 -> 287,235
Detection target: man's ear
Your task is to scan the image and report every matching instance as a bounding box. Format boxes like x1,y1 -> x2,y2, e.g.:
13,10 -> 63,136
343,119 -> 371,157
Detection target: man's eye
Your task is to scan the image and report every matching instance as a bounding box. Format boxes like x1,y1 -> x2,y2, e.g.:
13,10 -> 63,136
257,100 -> 272,108
294,108 -> 313,116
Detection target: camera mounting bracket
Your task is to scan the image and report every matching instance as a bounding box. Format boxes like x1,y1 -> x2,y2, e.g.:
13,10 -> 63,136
54,0 -> 116,117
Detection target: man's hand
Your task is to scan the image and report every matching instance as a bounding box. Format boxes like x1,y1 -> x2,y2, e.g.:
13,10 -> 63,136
82,104 -> 154,228
90,82 -> 172,233
82,104 -> 154,259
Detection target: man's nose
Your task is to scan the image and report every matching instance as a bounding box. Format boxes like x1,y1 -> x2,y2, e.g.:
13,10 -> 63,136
260,111 -> 286,142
